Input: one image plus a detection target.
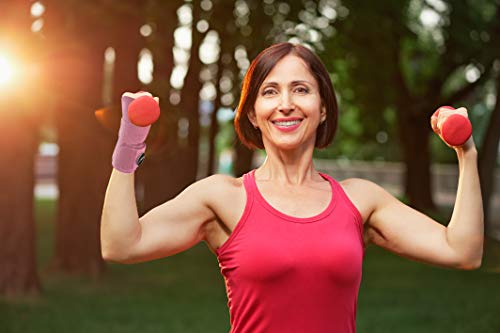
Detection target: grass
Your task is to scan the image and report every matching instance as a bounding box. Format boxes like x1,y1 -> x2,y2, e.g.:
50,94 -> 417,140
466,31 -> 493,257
1,198 -> 499,333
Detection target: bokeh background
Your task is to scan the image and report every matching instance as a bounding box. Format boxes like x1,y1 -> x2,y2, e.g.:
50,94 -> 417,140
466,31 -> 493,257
1,0 -> 499,332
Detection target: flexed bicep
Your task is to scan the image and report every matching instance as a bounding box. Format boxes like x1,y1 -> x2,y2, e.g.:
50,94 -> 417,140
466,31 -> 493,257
117,176 -> 223,264
360,179 -> 470,270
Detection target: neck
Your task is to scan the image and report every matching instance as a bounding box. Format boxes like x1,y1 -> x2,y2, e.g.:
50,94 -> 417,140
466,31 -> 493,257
255,142 -> 320,186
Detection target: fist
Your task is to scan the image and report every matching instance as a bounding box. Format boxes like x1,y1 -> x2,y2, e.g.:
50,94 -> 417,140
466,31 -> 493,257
122,91 -> 160,127
430,106 -> 474,150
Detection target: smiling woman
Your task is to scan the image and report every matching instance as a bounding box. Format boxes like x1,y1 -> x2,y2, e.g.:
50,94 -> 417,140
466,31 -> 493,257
102,41 -> 484,333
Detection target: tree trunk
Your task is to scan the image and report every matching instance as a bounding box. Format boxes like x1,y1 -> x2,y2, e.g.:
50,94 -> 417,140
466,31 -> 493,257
0,104 -> 41,297
110,12 -> 146,209
0,0 -> 41,297
390,24 -> 437,212
397,109 -> 437,211
139,1 -> 188,213
207,83 -> 221,175
178,2 -> 205,182
51,45 -> 110,278
206,0 -> 236,176
478,73 -> 500,238
113,31 -> 142,95
140,149 -> 195,214
234,143 -> 254,177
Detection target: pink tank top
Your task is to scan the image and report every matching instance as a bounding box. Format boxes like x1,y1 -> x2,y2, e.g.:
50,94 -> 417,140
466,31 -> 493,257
216,169 -> 365,333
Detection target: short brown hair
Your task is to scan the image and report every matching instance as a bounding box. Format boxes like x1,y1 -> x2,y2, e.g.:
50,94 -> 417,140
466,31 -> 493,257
234,42 -> 338,150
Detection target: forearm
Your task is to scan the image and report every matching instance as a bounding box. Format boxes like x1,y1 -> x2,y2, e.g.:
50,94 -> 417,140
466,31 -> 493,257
101,168 -> 142,261
446,147 -> 484,268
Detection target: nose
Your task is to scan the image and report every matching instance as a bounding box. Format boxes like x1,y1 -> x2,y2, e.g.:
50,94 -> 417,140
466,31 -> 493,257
278,91 -> 294,113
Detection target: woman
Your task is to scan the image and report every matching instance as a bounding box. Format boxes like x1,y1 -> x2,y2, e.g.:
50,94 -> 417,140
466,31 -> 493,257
101,42 -> 484,333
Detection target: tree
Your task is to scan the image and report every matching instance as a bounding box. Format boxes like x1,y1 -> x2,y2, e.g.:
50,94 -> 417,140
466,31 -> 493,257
205,0 -> 237,175
44,0 -> 113,277
323,0 -> 499,212
479,72 -> 500,236
0,1 -> 41,296
138,0 -> 205,214
139,0 -> 180,210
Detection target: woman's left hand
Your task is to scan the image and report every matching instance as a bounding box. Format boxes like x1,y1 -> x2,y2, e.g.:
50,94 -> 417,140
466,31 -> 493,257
430,106 -> 477,154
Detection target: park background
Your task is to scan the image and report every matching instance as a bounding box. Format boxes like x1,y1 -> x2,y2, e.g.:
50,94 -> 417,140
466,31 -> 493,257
1,0 -> 500,332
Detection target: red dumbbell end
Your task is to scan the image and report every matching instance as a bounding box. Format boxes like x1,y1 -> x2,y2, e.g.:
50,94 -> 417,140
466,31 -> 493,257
441,114 -> 472,146
128,96 -> 160,127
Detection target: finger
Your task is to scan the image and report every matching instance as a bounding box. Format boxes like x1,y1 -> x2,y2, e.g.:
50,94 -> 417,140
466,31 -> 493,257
134,91 -> 153,98
430,114 -> 439,132
454,107 -> 468,118
437,115 -> 447,132
154,97 -> 160,104
122,91 -> 153,99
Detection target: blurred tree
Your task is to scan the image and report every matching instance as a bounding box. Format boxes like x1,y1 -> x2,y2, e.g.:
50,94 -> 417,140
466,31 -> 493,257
138,0 -> 183,213
0,1 -> 41,297
206,0 -> 233,175
111,2 -> 143,103
43,0 -> 117,277
178,1 -> 206,182
138,0 -> 210,214
323,0 -> 499,212
479,66 -> 500,235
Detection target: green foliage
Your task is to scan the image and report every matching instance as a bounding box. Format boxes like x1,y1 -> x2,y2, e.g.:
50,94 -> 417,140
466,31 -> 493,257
215,119 -> 236,155
317,0 -> 498,166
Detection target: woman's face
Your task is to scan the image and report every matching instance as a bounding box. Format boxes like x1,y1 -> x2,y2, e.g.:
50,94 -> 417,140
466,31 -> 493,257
250,54 -> 326,151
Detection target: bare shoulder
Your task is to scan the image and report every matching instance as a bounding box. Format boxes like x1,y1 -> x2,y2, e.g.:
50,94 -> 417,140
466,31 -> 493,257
196,173 -> 246,220
339,178 -> 400,246
198,173 -> 244,201
197,174 -> 247,253
339,177 -> 384,193
175,173 -> 244,225
338,177 -> 384,225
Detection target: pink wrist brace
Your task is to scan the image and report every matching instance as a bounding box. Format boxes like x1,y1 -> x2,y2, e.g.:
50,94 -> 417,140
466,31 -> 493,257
112,94 -> 151,173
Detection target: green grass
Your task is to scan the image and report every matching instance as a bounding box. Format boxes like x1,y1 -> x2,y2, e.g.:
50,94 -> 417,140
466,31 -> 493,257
1,199 -> 499,332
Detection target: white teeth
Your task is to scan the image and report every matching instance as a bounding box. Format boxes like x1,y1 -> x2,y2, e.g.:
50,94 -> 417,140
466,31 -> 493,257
273,120 -> 301,126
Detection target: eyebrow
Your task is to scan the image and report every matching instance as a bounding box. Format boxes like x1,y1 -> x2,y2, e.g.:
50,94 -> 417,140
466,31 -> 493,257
261,80 -> 313,87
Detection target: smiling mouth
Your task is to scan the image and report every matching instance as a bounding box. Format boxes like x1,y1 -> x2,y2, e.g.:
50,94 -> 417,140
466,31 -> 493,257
271,119 -> 303,127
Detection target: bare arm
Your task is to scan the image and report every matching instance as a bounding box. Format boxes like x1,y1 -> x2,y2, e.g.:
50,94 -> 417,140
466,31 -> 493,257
101,169 -> 141,262
445,144 -> 484,268
101,169 -> 220,264
363,149 -> 483,270
362,109 -> 483,270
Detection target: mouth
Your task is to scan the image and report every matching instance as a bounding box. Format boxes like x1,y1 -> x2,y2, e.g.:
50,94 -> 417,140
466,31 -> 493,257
271,118 -> 303,132
271,118 -> 303,126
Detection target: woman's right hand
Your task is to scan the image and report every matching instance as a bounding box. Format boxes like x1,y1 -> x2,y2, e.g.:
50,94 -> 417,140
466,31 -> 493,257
112,91 -> 159,173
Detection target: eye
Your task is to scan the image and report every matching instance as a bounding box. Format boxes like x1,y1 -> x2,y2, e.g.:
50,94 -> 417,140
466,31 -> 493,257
262,88 -> 277,96
294,86 -> 309,94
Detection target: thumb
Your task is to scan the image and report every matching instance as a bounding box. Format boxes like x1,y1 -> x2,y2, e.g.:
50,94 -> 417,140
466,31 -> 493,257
430,114 -> 440,134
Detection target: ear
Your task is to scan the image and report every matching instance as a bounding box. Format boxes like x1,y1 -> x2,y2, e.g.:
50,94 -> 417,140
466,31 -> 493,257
248,109 -> 258,128
320,106 -> 327,123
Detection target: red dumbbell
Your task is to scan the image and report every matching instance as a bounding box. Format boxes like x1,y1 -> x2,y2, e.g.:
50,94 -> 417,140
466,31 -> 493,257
128,95 -> 160,127
432,106 -> 472,146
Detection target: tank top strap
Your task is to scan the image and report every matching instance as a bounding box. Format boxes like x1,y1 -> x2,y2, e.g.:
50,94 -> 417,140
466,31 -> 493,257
320,172 -> 365,253
242,169 -> 257,198
319,172 -> 363,223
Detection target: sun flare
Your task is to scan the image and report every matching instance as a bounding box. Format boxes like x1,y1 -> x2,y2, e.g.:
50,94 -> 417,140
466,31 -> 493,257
0,55 -> 15,85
